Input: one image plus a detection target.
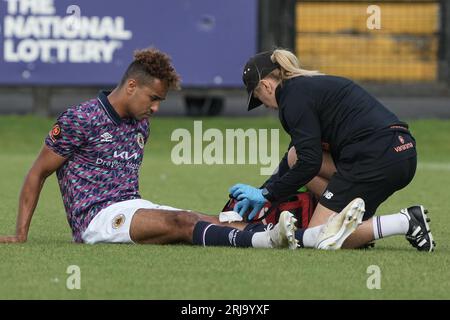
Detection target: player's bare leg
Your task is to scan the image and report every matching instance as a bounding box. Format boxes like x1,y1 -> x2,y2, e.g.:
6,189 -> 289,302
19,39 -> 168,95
129,209 -> 297,249
130,209 -> 197,244
129,209 -> 247,244
191,213 -> 248,230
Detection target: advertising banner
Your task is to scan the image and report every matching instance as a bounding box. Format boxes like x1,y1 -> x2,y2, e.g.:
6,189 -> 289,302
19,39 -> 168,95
0,0 -> 257,86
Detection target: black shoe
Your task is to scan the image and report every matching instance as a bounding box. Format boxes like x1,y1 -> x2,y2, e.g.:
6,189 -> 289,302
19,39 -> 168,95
401,206 -> 436,252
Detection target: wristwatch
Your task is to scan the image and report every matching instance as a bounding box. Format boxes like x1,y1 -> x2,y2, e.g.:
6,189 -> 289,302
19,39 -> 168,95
261,187 -> 274,202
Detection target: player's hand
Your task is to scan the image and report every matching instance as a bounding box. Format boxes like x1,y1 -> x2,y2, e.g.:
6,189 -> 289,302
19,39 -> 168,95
0,235 -> 27,243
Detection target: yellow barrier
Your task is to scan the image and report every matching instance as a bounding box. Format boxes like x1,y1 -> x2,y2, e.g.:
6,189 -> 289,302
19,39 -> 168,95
296,2 -> 439,81
297,3 -> 439,34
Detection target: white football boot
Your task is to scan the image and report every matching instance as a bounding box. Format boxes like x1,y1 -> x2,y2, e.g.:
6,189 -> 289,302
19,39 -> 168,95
266,211 -> 298,250
315,198 -> 365,250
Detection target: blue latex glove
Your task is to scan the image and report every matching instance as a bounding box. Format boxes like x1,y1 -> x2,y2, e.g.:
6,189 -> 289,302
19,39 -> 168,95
229,184 -> 267,220
229,184 -> 259,200
233,198 -> 251,217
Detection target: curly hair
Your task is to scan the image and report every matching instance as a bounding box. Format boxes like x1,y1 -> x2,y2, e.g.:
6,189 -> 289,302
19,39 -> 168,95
120,48 -> 181,90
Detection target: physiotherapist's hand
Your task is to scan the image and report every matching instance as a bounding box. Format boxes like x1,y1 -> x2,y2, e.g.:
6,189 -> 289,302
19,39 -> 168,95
229,183 -> 252,198
233,199 -> 265,221
229,184 -> 268,220
233,198 -> 250,217
229,184 -> 262,201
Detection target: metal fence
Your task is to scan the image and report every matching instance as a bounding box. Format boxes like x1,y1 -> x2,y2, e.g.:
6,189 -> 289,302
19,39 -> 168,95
295,0 -> 448,83
1,0 -> 448,116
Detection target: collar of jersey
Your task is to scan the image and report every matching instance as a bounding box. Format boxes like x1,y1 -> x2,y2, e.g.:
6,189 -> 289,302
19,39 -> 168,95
275,83 -> 283,107
97,91 -> 122,125
275,78 -> 296,109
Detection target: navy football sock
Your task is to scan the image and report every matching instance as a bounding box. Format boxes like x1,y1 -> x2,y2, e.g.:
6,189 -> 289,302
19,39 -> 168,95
295,228 -> 305,248
193,221 -> 253,247
243,223 -> 267,233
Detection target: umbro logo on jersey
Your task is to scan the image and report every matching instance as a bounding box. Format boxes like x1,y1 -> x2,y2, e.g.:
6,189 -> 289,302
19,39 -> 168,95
100,132 -> 113,142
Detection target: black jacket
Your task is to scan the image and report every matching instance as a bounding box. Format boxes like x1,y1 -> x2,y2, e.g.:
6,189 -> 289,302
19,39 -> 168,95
263,75 -> 408,201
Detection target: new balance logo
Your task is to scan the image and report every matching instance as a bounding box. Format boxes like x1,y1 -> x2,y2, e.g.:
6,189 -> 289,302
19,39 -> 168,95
101,132 -> 113,142
323,190 -> 334,200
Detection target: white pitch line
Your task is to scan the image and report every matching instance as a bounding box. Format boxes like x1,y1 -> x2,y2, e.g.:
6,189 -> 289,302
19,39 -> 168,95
418,162 -> 450,171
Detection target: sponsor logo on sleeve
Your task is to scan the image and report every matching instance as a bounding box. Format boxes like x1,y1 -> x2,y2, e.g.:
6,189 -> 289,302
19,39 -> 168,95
49,124 -> 61,142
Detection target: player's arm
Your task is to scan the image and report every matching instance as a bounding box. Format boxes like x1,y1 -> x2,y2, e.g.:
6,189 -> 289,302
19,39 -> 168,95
263,96 -> 323,201
0,145 -> 67,243
260,142 -> 293,188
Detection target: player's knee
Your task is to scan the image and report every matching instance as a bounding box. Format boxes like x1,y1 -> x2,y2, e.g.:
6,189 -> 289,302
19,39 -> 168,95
168,211 -> 200,232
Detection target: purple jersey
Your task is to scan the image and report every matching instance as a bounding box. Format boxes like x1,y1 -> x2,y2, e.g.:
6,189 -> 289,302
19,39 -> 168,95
45,91 -> 149,242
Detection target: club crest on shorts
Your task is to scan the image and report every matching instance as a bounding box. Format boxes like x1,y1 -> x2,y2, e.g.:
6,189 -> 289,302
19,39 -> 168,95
112,214 -> 126,229
398,135 -> 405,144
137,133 -> 145,149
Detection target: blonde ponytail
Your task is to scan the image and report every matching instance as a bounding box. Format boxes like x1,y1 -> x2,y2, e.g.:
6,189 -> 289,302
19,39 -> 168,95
269,49 -> 323,81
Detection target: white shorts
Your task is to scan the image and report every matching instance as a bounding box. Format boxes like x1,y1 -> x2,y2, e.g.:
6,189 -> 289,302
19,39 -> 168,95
81,199 -> 181,244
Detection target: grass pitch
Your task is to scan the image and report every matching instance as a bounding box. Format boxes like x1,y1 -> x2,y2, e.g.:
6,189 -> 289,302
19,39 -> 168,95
0,115 -> 449,299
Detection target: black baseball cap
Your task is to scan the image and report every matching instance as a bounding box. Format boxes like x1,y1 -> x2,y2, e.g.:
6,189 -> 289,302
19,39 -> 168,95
242,51 -> 280,110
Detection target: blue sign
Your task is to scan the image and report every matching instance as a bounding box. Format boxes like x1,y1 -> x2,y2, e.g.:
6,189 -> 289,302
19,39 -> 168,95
0,0 -> 258,86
